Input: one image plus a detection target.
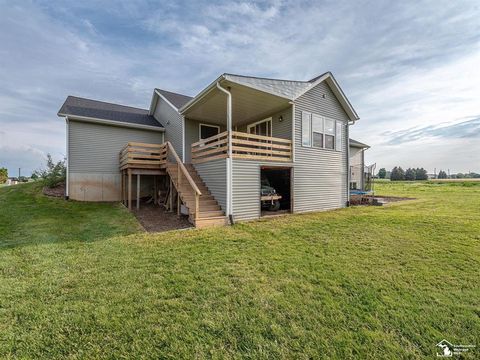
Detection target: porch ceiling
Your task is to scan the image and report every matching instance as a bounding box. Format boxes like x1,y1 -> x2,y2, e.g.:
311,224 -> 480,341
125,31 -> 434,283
183,80 -> 291,126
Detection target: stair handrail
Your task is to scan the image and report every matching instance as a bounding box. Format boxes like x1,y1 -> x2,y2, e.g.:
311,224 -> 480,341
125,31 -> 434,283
165,141 -> 202,196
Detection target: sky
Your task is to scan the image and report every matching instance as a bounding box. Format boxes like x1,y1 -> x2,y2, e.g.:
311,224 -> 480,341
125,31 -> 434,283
0,0 -> 479,176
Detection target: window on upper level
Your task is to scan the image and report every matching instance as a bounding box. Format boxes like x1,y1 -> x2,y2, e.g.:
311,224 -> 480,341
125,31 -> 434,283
301,111 -> 343,151
301,112 -> 311,147
312,114 -> 324,148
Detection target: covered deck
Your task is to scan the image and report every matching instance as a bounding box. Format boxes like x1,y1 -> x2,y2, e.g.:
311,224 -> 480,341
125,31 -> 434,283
191,131 -> 292,164
180,74 -> 295,165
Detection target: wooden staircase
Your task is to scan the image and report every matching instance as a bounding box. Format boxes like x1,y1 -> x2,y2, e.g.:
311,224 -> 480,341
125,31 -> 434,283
166,163 -> 228,228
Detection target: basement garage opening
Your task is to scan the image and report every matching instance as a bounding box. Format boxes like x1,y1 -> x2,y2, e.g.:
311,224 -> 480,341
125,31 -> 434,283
260,166 -> 292,217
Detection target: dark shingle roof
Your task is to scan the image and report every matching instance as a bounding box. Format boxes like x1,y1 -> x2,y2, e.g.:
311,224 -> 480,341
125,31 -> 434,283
58,96 -> 163,128
349,138 -> 370,148
156,89 -> 193,109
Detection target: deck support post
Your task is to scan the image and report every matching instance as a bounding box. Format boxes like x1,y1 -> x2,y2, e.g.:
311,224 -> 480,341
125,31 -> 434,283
169,178 -> 174,212
177,192 -> 181,216
120,170 -> 124,205
195,193 -> 199,223
136,174 -> 140,210
128,169 -> 132,210
153,176 -> 157,206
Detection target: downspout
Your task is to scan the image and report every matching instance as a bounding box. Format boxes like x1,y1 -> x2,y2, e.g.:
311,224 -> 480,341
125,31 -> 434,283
290,102 -> 295,162
65,117 -> 70,200
346,120 -> 355,206
216,82 -> 233,223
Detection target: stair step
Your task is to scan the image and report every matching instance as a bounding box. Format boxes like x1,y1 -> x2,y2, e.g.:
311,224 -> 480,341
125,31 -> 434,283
166,162 -> 228,228
194,216 -> 229,229
197,210 -> 225,217
199,204 -> 222,211
182,194 -> 215,201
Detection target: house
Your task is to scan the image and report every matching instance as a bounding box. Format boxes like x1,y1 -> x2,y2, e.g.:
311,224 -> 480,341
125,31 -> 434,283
6,177 -> 19,186
349,138 -> 370,190
58,72 -> 363,227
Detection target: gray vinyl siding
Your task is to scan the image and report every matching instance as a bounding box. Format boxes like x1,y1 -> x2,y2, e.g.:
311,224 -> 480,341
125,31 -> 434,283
293,81 -> 349,212
194,159 -> 227,212
153,96 -> 184,160
184,118 -> 227,163
69,120 -> 163,173
235,106 -> 292,140
232,159 -> 291,222
68,120 -> 163,201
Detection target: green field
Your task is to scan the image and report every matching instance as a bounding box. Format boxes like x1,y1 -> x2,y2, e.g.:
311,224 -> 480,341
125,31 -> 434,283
0,181 -> 478,358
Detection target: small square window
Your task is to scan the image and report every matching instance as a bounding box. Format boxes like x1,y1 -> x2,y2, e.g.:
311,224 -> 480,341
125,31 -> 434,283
312,132 -> 323,147
325,118 -> 335,135
325,134 -> 335,149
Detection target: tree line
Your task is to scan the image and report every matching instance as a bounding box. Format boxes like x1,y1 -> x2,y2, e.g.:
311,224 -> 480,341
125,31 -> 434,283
377,167 -> 428,181
377,167 -> 480,181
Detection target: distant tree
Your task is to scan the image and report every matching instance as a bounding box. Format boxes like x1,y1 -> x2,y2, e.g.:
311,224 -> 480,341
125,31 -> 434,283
378,168 -> 387,179
31,173 -> 39,180
438,170 -> 447,179
470,172 -> 480,178
405,168 -> 416,181
33,154 -> 66,188
415,168 -> 428,181
390,166 -> 405,181
0,167 -> 7,184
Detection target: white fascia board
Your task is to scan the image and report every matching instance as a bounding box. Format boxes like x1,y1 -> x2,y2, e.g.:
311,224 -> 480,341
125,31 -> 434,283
148,91 -> 158,115
293,72 -> 360,122
58,114 -> 165,132
224,75 -> 293,101
180,74 -> 293,115
179,74 -> 226,114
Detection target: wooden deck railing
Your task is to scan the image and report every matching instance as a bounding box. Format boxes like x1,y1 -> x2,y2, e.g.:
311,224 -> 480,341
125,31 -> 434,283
119,142 -> 167,170
191,131 -> 292,164
165,141 -> 202,221
191,132 -> 229,164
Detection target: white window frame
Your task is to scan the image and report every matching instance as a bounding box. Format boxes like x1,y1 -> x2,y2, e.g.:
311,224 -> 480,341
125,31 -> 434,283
301,111 -> 343,152
335,120 -> 342,151
199,123 -> 220,140
311,114 -> 324,149
247,117 -> 272,136
301,111 -> 311,147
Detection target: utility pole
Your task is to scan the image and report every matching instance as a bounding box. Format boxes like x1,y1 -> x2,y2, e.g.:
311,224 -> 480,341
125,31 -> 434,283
18,168 -> 21,179
434,167 -> 436,179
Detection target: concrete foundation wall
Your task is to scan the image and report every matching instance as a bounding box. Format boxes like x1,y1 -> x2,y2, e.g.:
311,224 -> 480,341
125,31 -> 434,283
68,120 -> 163,201
69,173 -> 155,202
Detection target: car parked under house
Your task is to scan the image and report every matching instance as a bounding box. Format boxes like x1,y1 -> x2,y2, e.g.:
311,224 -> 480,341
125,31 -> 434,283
58,72 -> 368,227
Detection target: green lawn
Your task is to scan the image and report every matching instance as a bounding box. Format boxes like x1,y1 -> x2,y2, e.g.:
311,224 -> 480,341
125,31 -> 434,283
0,181 -> 478,358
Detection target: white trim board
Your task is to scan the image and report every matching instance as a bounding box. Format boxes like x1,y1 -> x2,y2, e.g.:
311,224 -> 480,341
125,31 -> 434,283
247,117 -> 272,136
199,123 -> 220,140
59,114 -> 165,132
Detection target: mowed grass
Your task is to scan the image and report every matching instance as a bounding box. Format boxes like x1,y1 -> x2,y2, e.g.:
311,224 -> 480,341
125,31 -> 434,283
0,182 -> 479,358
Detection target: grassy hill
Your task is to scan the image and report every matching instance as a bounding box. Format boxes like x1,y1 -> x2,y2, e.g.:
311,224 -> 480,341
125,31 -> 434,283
1,181 -> 479,358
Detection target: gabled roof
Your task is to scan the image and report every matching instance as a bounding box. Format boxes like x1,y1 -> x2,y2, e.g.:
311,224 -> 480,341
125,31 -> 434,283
180,72 -> 359,121
58,96 -> 163,128
155,89 -> 193,109
223,73 -> 313,99
349,138 -> 370,149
